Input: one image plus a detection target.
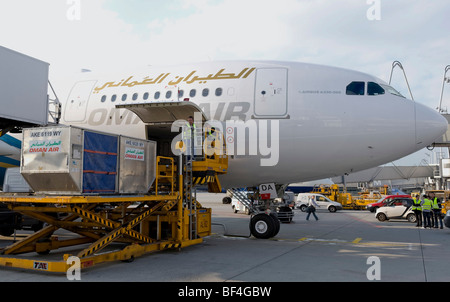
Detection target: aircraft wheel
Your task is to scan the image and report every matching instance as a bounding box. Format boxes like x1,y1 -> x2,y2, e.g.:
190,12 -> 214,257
250,214 -> 275,239
269,213 -> 280,237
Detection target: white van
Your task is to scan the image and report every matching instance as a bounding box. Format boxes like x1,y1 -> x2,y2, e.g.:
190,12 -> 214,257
3,167 -> 32,193
296,193 -> 342,213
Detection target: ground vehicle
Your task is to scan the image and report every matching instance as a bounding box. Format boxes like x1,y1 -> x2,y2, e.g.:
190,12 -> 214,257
231,192 -> 252,215
310,184 -> 384,210
375,198 -> 416,223
3,167 -> 33,193
278,191 -> 296,209
296,193 -> 342,212
0,168 -> 43,236
0,203 -> 44,236
366,195 -> 411,212
444,211 -> 450,228
231,190 -> 294,223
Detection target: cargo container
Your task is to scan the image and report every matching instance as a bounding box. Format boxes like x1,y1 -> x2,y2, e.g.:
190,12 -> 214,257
20,126 -> 156,195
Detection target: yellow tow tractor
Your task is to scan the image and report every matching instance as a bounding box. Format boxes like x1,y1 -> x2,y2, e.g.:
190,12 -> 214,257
311,184 -> 384,210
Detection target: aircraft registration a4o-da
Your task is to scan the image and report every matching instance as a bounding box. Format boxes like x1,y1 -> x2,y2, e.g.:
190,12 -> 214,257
1,60 -> 447,238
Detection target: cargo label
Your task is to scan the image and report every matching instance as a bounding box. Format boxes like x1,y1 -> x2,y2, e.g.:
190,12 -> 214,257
28,140 -> 62,153
124,147 -> 144,161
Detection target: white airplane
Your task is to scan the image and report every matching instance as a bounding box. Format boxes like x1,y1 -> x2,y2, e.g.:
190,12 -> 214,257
55,60 -> 446,189
1,60 -> 447,187
0,60 -> 447,239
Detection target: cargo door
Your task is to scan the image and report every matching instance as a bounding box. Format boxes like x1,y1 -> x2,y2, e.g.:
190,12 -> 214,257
64,80 -> 97,122
254,68 -> 288,117
116,101 -> 207,157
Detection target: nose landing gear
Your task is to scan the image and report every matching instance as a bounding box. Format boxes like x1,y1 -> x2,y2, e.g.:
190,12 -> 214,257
249,213 -> 281,239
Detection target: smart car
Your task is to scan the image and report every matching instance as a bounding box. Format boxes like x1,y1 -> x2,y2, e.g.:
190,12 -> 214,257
375,198 -> 416,223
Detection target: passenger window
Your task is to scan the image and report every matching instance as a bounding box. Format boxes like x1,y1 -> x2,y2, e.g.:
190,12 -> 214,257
178,90 -> 184,99
143,92 -> 149,100
111,94 -> 117,102
202,88 -> 209,97
346,81 -> 365,95
166,91 -> 172,99
189,89 -> 196,98
132,93 -> 138,101
367,82 -> 385,96
121,94 -> 127,101
101,95 -> 107,103
154,92 -> 160,100
215,88 -> 223,97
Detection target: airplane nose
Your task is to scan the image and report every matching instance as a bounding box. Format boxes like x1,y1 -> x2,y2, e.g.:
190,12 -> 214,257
415,102 -> 448,146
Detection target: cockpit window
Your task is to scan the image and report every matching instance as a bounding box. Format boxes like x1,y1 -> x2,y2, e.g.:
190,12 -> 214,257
346,81 -> 365,95
367,82 -> 385,96
379,84 -> 405,98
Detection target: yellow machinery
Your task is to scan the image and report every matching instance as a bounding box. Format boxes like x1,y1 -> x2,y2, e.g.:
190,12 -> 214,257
425,190 -> 450,215
0,127 -> 228,273
311,184 -> 383,210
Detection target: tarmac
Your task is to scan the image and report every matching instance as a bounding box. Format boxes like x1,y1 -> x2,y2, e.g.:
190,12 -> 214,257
1,192 -> 450,283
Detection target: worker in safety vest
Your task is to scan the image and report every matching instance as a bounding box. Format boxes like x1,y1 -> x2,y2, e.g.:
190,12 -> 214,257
182,116 -> 197,160
420,194 -> 433,229
429,192 -> 443,229
412,196 -> 422,227
204,125 -> 217,159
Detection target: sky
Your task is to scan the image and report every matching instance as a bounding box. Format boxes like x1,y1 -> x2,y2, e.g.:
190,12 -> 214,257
0,0 -> 449,166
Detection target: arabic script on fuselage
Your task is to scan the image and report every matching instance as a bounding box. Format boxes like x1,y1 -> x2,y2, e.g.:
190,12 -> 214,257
93,67 -> 256,94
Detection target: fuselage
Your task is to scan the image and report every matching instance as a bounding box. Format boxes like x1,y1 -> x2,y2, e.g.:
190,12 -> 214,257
37,61 -> 450,188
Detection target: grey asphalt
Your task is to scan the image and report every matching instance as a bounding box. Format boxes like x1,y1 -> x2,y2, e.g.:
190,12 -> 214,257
1,192 -> 449,282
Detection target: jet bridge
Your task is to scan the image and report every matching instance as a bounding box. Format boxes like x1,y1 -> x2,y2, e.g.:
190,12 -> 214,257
0,45 -> 60,136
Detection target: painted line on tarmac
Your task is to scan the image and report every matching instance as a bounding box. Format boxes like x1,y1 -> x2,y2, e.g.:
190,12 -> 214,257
212,233 -> 434,249
342,213 -> 382,228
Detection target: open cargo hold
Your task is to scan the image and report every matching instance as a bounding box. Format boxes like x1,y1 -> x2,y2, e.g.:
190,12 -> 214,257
20,126 -> 156,194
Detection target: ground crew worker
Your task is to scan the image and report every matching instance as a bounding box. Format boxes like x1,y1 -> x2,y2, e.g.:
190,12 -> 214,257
182,116 -> 196,160
306,195 -> 320,221
429,192 -> 443,229
204,126 -> 218,159
421,194 -> 433,229
412,196 -> 422,227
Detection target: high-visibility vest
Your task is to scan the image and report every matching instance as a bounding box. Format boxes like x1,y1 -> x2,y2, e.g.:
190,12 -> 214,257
422,199 -> 432,211
432,197 -> 440,210
412,198 -> 422,211
182,123 -> 196,140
